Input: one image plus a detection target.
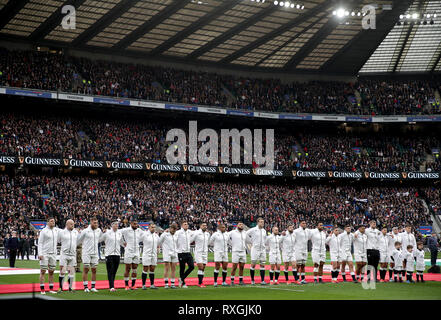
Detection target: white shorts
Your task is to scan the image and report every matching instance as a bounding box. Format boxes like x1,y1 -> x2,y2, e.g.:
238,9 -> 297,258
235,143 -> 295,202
250,248 -> 266,264
387,252 -> 394,264
195,252 -> 208,265
82,254 -> 99,268
232,251 -> 246,264
142,255 -> 157,266
269,253 -> 282,265
282,251 -> 295,264
295,251 -> 308,264
416,263 -> 425,271
163,252 -> 178,263
124,255 -> 140,265
379,251 -> 388,264
330,251 -> 341,263
312,252 -> 326,264
354,254 -> 367,263
340,251 -> 353,262
214,251 -> 229,263
394,266 -> 402,271
59,254 -> 77,267
40,254 -> 57,270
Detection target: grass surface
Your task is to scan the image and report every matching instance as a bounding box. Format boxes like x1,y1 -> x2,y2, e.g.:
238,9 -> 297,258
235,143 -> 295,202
1,252 -> 440,300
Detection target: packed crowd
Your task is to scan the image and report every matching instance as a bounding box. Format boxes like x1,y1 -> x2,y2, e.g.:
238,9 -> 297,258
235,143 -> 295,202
425,187 -> 441,215
1,112 -> 440,172
0,48 -> 439,115
357,79 -> 438,115
0,174 -> 432,240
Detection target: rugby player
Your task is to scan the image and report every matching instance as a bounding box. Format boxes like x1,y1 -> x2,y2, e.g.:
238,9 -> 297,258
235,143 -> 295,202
246,217 -> 267,285
280,224 -> 298,284
159,223 -> 179,289
209,223 -> 230,287
229,222 -> 247,286
38,217 -> 60,294
121,217 -> 144,290
77,217 -> 103,292
326,227 -> 341,283
191,222 -> 211,287
266,226 -> 282,285
140,223 -> 160,290
310,222 -> 327,284
57,219 -> 78,292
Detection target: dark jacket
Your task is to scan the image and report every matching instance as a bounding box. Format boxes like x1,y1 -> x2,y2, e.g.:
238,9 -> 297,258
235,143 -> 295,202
7,237 -> 19,250
427,236 -> 439,251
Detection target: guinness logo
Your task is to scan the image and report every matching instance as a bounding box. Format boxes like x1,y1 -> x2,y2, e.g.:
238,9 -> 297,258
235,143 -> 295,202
64,159 -> 69,166
106,161 -> 111,168
364,172 -> 369,179
328,171 -> 333,178
145,163 -> 151,170
291,170 -> 297,177
402,172 -> 407,179
218,167 -> 223,173
19,157 -> 24,164
183,165 -> 188,172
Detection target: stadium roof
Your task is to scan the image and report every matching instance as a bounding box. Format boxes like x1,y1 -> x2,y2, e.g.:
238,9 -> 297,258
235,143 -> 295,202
0,0 -> 438,75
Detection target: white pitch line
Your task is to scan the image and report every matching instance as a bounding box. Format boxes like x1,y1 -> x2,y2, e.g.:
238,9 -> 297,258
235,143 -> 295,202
233,286 -> 305,292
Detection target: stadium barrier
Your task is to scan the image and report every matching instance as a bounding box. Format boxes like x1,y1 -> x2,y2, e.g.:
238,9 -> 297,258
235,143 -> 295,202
0,155 -> 440,180
1,86 -> 441,123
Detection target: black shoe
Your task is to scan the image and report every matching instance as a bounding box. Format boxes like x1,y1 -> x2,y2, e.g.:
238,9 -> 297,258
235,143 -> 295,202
319,279 -> 323,284
353,280 -> 359,284
421,280 -> 425,283
239,281 -> 245,286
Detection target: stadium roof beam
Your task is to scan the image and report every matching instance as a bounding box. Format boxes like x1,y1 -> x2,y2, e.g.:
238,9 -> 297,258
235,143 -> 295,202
392,0 -> 424,72
112,0 -> 188,51
0,0 -> 29,30
432,51 -> 441,72
71,0 -> 140,47
149,0 -> 240,57
283,19 -> 338,70
322,0 -> 413,75
186,4 -> 279,60
29,0 -> 88,41
219,1 -> 331,65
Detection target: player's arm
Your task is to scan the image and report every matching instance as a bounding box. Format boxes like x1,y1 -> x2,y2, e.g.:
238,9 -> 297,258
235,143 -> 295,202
37,230 -> 45,259
158,233 -> 166,247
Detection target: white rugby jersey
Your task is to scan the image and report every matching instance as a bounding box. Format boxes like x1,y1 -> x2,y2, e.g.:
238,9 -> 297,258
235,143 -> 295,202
293,227 -> 310,253
338,231 -> 354,253
228,229 -> 247,252
309,228 -> 327,254
280,230 -> 296,253
209,230 -> 230,253
353,230 -> 368,256
38,226 -> 60,256
57,228 -> 79,256
191,229 -> 211,254
102,229 -> 123,256
141,230 -> 160,256
399,231 -> 416,255
121,227 -> 144,256
365,227 -> 381,250
391,248 -> 403,268
246,226 -> 267,251
326,233 -> 340,253
77,225 -> 103,255
159,232 -> 178,256
387,232 -> 402,253
175,229 -> 194,254
415,249 -> 425,268
402,251 -> 415,271
265,234 -> 282,255
378,233 -> 389,254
